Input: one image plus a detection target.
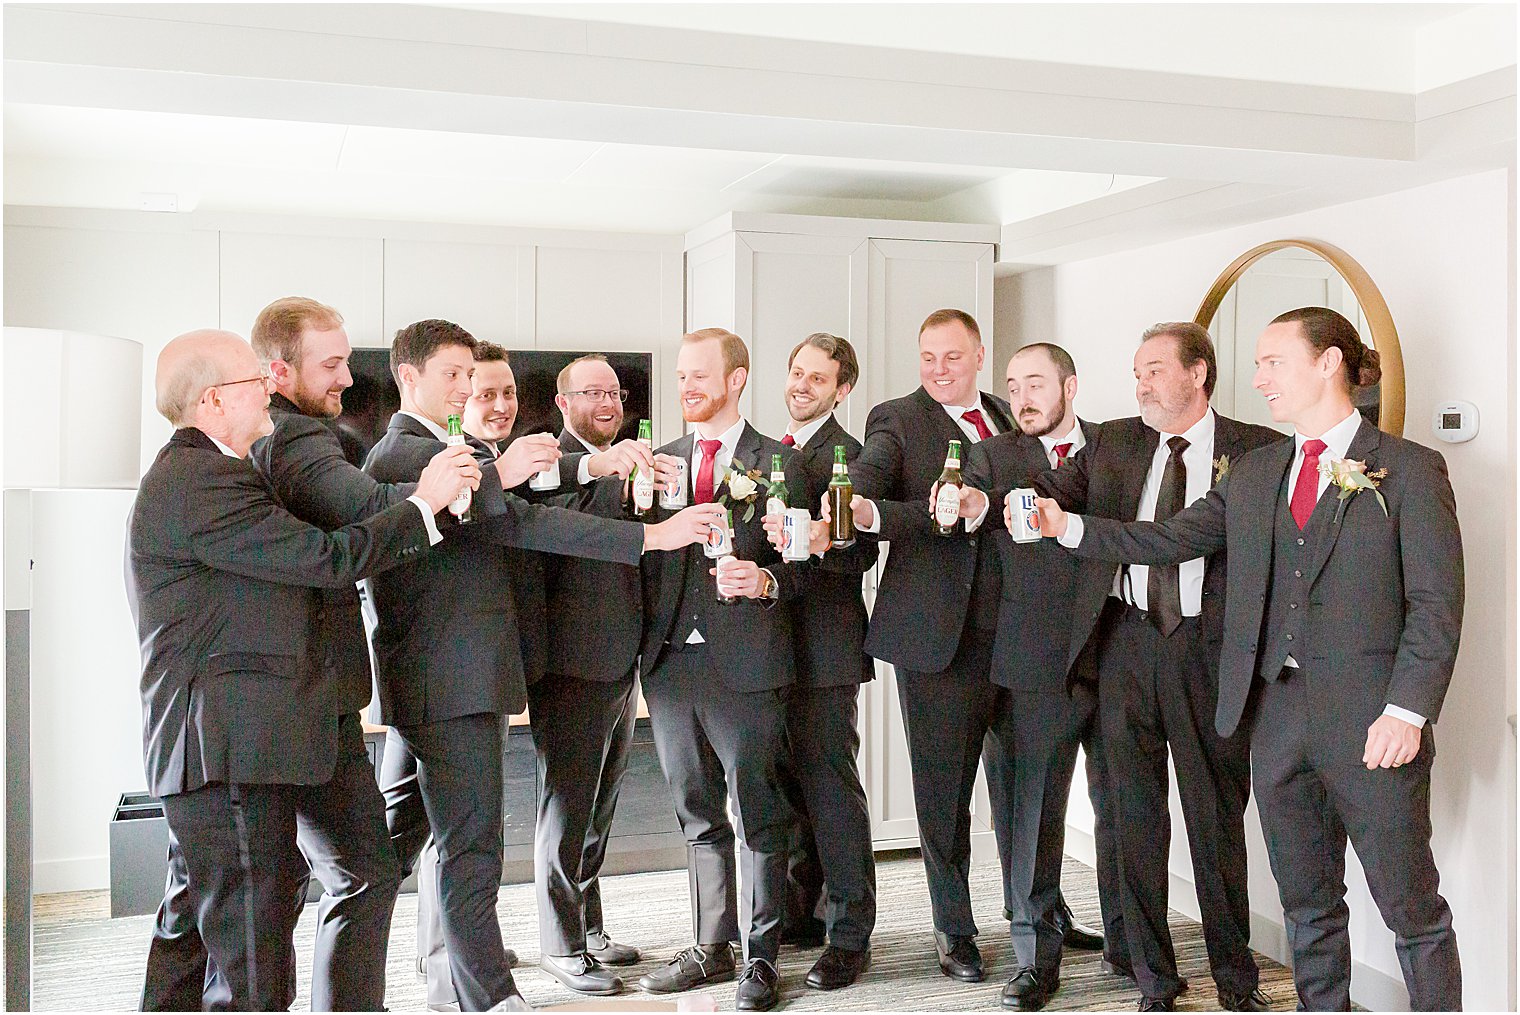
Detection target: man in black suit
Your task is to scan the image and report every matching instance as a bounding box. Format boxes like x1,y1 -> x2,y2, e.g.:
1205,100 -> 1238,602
759,333 -> 879,991
1030,325 -> 1280,1011
951,342 -> 1127,1010
844,308 -> 1015,985
366,320 -> 721,1012
1040,307 -> 1463,1012
126,329 -> 477,1011
635,327 -> 814,1012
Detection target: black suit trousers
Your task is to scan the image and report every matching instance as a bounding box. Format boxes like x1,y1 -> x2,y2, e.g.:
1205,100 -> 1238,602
1251,674 -> 1460,1012
382,713 -> 517,1012
158,782 -> 308,1011
1098,605 -> 1257,999
527,669 -> 638,955
644,644 -> 792,964
777,682 -> 877,951
895,630 -> 996,939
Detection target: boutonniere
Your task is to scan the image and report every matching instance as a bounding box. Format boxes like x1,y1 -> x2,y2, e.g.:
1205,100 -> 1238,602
1212,455 -> 1230,485
719,459 -> 766,522
1319,456 -> 1388,521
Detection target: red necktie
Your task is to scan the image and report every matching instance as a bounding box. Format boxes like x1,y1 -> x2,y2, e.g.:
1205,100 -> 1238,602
1053,442 -> 1073,467
961,408 -> 993,441
781,434 -> 795,447
1290,439 -> 1327,529
694,439 -> 722,505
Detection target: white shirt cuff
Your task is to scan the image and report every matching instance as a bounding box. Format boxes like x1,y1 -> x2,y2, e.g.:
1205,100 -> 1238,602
856,499 -> 881,534
407,496 -> 444,546
967,492 -> 990,533
1058,513 -> 1084,548
1383,704 -> 1427,728
577,456 -> 595,485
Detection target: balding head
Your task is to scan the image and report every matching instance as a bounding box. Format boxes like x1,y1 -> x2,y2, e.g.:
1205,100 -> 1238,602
156,329 -> 273,454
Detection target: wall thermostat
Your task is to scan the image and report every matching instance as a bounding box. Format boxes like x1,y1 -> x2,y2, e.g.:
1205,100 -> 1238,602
1432,400 -> 1478,444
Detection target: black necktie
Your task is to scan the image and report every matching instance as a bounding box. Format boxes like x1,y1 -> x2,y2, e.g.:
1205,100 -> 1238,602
1146,436 -> 1189,636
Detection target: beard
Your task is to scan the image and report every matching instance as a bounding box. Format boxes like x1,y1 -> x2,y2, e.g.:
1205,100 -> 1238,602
682,389 -> 729,424
292,378 -> 342,419
1138,387 -> 1193,431
786,387 -> 832,425
570,405 -> 622,446
1017,392 -> 1068,438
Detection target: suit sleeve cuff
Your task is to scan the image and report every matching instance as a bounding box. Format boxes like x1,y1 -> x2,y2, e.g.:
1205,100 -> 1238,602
1058,513 -> 1084,548
1383,704 -> 1427,728
407,496 -> 444,546
856,500 -> 881,534
967,493 -> 991,533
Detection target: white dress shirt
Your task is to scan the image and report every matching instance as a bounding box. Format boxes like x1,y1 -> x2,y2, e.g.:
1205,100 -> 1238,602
966,420 -> 1085,533
685,416 -> 750,644
1118,410 -> 1216,616
858,396 -> 997,534
785,412 -> 832,451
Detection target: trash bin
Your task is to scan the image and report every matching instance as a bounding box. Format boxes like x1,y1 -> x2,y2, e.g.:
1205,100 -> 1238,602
109,792 -> 169,918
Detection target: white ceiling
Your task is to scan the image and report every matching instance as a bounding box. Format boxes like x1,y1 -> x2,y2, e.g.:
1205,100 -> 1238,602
1,3 -> 1513,252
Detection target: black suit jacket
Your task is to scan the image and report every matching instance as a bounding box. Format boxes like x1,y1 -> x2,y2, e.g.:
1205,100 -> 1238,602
362,413 -> 644,725
850,386 -> 1016,672
1037,412 -> 1283,682
540,429 -> 645,682
1073,419 -> 1463,738
964,429 -> 1085,694
639,422 -> 813,691
126,427 -> 430,797
250,393 -> 414,716
787,415 -> 877,688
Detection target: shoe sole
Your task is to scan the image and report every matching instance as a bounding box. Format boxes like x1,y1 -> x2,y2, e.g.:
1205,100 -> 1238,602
539,965 -> 624,997
805,954 -> 871,991
639,968 -> 737,994
938,961 -> 985,984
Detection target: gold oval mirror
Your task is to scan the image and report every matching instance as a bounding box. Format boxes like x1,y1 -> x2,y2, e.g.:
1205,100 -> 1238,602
1194,239 -> 1405,436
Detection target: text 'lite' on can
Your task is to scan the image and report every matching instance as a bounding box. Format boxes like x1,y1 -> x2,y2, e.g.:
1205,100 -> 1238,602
780,508 -> 811,561
1006,487 -> 1042,543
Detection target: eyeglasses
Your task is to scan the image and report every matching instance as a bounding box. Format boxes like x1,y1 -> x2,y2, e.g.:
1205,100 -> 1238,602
214,374 -> 273,391
566,388 -> 629,403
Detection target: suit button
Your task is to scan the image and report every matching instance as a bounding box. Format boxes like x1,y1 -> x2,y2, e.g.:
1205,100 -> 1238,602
1293,569 -> 1303,578
1286,634 -> 1295,641
1290,603 -> 1298,610
1297,538 -> 1305,546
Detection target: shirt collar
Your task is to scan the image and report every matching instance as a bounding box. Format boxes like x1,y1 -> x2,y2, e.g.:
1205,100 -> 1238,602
694,416 -> 747,454
401,410 -> 450,442
1155,408 -> 1215,449
941,397 -> 985,421
207,435 -> 243,459
1039,419 -> 1085,458
1296,409 -> 1362,460
787,413 -> 832,450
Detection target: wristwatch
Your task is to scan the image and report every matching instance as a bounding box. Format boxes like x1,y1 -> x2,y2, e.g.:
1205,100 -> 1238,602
759,568 -> 779,600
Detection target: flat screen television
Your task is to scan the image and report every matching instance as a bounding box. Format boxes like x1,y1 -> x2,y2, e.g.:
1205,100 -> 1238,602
334,348 -> 653,465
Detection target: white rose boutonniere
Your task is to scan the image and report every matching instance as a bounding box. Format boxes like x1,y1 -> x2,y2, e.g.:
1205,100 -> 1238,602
1319,456 -> 1388,522
719,460 -> 765,521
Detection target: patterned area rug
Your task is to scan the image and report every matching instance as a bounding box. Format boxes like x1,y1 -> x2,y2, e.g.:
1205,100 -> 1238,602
32,854 -> 1300,1011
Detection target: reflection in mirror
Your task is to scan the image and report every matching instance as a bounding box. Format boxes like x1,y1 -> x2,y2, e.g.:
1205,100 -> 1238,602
1195,239 -> 1404,436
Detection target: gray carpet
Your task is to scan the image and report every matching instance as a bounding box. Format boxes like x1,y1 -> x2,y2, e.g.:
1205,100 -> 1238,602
33,853 -> 1300,1011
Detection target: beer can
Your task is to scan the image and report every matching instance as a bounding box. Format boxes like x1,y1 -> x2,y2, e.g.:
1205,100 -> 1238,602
704,518 -> 733,558
1006,487 -> 1042,543
660,458 -> 689,508
528,464 -> 560,491
780,508 -> 811,561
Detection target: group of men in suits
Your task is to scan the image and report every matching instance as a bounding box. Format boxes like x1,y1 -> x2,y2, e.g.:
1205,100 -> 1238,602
126,295 -> 1463,1014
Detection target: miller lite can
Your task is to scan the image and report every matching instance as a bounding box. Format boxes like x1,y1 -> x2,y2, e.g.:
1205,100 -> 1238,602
660,458 -> 689,509
780,508 -> 811,561
1006,487 -> 1042,543
704,509 -> 734,558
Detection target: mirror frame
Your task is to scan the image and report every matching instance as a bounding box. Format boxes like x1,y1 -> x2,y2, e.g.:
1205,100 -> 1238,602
1193,238 -> 1405,436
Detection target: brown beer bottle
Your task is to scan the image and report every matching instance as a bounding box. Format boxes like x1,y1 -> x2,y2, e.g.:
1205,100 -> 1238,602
828,444 -> 856,549
933,439 -> 963,536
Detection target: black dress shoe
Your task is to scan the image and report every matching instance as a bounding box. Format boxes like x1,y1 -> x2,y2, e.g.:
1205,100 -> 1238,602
933,932 -> 984,983
585,930 -> 640,966
539,953 -> 623,996
781,916 -> 826,948
1001,966 -> 1059,1010
734,958 -> 781,1011
1220,987 -> 1272,1012
805,945 -> 870,990
637,942 -> 736,993
1055,900 -> 1104,950
1138,996 -> 1176,1012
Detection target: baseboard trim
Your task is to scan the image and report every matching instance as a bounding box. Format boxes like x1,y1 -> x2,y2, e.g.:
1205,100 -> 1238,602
34,855 -> 108,895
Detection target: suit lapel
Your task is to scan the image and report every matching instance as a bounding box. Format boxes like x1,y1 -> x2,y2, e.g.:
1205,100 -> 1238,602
910,387 -> 963,448
1118,424 -> 1161,519
732,422 -> 764,478
1304,420 -> 1382,587
981,392 -> 1016,436
1021,434 -> 1053,479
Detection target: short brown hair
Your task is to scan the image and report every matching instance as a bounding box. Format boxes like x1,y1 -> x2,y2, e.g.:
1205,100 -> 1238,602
1271,307 -> 1382,391
251,296 -> 343,367
919,308 -> 982,345
787,332 -> 860,390
474,341 -> 510,364
1013,342 -> 1077,382
1140,322 -> 1217,398
556,353 -> 610,395
390,319 -> 476,385
683,327 -> 750,377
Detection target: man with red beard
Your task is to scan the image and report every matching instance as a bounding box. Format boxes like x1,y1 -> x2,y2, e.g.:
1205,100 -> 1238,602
636,329 -> 812,1011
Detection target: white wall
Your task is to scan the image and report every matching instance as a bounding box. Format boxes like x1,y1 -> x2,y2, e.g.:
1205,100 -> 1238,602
2,207 -> 684,892
998,168 -> 1516,1011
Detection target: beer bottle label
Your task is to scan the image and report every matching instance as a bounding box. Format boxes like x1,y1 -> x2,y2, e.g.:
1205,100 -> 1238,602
934,483 -> 961,527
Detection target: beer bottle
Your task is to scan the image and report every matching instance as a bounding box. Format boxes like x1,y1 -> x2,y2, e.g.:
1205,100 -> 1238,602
766,453 -> 789,518
445,414 -> 475,524
828,444 -> 855,549
630,418 -> 656,519
933,439 -> 963,536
